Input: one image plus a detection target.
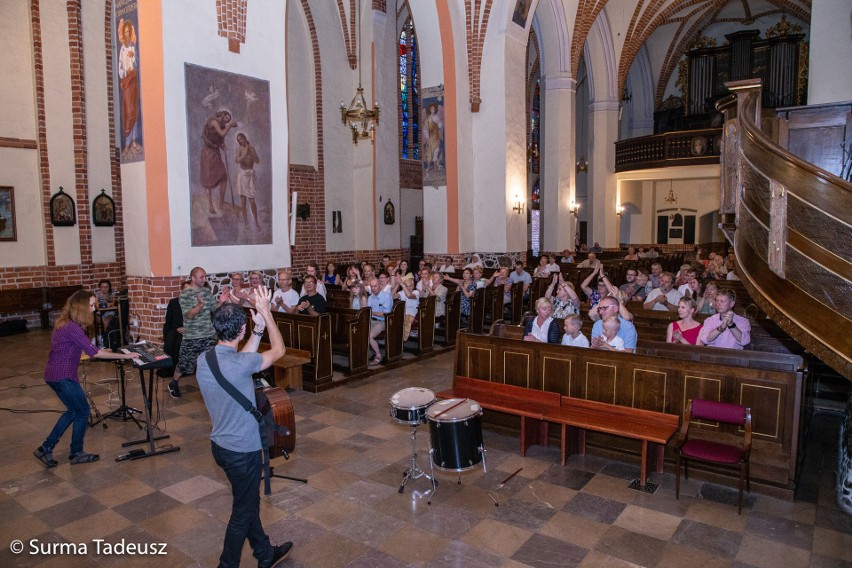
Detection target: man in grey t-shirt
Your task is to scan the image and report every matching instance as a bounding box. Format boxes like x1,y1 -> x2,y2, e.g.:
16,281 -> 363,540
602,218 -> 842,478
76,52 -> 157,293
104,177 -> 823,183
195,287 -> 293,568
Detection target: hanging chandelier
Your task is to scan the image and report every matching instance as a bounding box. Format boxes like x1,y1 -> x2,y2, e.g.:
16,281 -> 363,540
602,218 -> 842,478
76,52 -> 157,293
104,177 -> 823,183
664,188 -> 678,205
340,0 -> 379,143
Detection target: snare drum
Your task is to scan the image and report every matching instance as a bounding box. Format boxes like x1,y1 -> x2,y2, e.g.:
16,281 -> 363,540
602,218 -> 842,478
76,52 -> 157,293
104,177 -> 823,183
426,398 -> 484,471
390,387 -> 436,425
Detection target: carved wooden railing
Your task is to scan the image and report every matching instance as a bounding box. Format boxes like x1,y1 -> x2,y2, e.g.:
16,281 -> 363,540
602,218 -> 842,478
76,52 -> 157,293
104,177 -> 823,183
718,79 -> 852,380
614,128 -> 722,172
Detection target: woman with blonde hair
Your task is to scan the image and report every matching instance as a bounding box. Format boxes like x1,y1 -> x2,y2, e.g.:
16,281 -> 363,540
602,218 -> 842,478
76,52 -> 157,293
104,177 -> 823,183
523,297 -> 561,344
34,290 -> 140,468
666,297 -> 702,345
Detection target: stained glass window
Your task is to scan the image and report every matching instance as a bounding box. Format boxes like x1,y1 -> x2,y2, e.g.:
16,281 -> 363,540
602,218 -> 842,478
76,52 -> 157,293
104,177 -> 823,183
399,18 -> 419,159
529,81 -> 540,174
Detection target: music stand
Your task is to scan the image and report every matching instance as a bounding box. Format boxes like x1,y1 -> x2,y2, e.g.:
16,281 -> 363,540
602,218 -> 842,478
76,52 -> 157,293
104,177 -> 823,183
98,336 -> 143,428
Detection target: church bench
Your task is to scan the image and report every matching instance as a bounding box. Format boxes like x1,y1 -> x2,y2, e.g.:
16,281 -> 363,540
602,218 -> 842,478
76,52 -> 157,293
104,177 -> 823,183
438,289 -> 461,347
0,285 -> 84,329
436,376 -> 560,456
545,396 -> 680,487
405,294 -> 436,355
247,311 -> 334,392
454,330 -> 804,497
374,300 -> 405,364
325,305 -> 371,375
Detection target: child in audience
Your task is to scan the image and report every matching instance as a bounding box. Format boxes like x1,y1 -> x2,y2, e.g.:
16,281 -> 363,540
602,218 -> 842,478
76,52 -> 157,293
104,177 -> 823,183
561,314 -> 589,348
596,316 -> 625,351
349,280 -> 368,309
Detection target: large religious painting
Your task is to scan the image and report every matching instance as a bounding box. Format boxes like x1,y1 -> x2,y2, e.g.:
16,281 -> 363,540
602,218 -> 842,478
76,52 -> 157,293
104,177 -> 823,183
421,86 -> 446,187
185,64 -> 272,247
512,0 -> 532,28
114,0 -> 144,163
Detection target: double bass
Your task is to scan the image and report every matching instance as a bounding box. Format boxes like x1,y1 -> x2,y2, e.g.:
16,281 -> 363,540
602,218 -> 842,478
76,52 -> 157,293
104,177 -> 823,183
255,386 -> 295,458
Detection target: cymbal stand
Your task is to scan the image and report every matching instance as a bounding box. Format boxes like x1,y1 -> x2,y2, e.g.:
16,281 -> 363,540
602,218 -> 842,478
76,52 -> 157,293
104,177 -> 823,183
399,424 -> 437,497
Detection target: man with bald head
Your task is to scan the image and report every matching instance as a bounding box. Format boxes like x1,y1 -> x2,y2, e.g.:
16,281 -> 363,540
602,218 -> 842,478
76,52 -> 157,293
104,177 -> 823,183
576,252 -> 601,269
170,266 -> 225,398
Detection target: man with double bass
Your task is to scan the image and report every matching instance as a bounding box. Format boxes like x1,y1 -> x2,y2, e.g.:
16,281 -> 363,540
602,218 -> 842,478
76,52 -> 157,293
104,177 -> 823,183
195,285 -> 293,567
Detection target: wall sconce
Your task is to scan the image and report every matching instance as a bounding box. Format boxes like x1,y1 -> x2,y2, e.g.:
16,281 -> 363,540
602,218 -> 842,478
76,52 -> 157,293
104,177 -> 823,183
569,201 -> 580,218
616,205 -> 624,217
621,87 -> 632,103
576,157 -> 588,173
512,194 -> 525,215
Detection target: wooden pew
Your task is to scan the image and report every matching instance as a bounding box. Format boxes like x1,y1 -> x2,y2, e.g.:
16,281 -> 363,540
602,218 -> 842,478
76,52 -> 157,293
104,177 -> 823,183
454,330 -> 804,497
545,396 -> 679,487
440,290 -> 461,347
382,300 -> 406,363
0,285 -> 84,329
407,295 -> 435,354
248,311 -> 334,392
508,280 -> 524,324
436,376 -> 561,456
326,305 -> 371,375
469,287 -> 487,334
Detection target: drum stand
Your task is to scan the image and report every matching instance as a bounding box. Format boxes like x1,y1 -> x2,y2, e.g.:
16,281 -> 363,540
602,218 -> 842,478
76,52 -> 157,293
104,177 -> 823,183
427,445 -> 498,507
399,424 -> 437,497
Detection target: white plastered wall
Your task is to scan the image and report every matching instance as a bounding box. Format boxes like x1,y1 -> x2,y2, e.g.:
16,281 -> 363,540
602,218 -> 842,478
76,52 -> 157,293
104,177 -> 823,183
44,0 -> 82,265
0,0 -> 45,268
160,0 -> 289,276
286,0 -> 317,168
808,0 -> 852,105
84,0 -> 116,264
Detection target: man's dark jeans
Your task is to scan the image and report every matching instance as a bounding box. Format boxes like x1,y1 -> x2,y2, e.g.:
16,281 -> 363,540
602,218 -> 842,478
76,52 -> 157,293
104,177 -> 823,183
43,379 -> 90,456
212,442 -> 274,568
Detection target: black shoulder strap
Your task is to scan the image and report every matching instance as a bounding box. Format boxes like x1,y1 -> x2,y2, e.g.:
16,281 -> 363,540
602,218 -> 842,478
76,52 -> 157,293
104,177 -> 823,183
205,349 -> 263,423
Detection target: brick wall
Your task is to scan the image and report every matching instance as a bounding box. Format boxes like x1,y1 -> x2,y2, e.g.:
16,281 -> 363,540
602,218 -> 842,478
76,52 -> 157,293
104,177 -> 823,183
399,159 -> 422,189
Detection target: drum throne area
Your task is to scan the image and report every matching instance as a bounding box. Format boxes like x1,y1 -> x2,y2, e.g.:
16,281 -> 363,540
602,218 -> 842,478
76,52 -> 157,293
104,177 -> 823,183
0,329 -> 849,567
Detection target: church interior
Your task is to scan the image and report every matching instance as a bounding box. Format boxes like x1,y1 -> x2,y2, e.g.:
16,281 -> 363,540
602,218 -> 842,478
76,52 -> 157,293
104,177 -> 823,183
0,0 -> 851,566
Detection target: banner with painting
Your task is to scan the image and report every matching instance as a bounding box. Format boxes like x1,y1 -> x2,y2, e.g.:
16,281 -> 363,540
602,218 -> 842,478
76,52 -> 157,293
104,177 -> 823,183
421,86 -> 446,187
114,0 -> 144,163
184,64 -> 272,247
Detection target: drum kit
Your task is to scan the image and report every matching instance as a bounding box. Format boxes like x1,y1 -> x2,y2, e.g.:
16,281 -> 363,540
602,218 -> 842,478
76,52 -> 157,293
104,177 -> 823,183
389,387 -> 497,506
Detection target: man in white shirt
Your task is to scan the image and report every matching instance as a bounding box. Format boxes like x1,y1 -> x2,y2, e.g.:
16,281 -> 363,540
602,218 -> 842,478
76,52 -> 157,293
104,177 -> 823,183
272,269 -> 299,313
643,272 -> 682,312
576,252 -> 601,269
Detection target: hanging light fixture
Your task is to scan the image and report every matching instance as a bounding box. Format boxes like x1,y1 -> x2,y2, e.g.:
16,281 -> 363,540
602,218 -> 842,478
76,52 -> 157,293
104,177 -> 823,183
340,0 -> 379,143
664,188 -> 678,205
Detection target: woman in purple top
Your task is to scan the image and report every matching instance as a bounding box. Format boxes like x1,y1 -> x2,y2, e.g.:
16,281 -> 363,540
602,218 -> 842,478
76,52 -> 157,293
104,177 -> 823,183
34,290 -> 140,468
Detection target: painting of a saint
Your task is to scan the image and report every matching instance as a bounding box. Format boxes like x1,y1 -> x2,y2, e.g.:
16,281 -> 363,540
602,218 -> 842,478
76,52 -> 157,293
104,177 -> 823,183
185,64 -> 272,247
115,0 -> 144,163
421,86 -> 446,187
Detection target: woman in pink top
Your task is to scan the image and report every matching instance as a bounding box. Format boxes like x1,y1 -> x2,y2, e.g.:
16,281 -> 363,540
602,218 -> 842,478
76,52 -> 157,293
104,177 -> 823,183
35,290 -> 139,468
666,297 -> 701,345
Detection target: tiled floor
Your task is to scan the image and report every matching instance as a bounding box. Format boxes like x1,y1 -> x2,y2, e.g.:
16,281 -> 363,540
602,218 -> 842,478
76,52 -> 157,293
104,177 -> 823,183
1,329 -> 850,567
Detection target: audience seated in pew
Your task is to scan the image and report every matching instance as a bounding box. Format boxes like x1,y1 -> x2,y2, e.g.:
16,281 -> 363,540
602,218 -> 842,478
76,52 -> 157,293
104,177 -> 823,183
644,272 -> 682,312
340,264 -> 362,291
597,317 -> 625,351
576,252 -> 600,269
393,276 -> 420,341
508,261 -> 533,298
560,249 -> 574,263
648,262 -> 663,288
523,297 -> 561,344
272,269 -> 300,313
296,275 -> 327,315
323,262 -> 341,286
423,271 -> 448,322
590,296 -> 638,353
348,280 -> 369,309
666,298 -> 702,345
443,268 -> 477,323
618,267 -> 643,302
696,281 -> 718,315
486,266 -> 512,307
367,277 -> 393,366
677,268 -> 702,300
299,263 -> 328,299
439,256 -> 455,273
561,313 -> 589,348
533,256 -> 552,278
698,288 -> 750,349
545,273 -> 580,318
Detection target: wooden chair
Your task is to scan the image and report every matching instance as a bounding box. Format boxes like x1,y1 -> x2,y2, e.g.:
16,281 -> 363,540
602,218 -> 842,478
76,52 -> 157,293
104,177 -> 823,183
675,399 -> 752,514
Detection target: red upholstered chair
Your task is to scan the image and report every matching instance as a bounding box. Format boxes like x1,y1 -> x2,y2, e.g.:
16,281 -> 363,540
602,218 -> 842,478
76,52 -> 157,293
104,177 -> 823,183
675,399 -> 752,514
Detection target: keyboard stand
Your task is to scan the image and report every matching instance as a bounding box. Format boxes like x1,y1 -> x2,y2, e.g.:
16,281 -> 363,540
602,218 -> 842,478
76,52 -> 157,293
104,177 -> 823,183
116,366 -> 180,461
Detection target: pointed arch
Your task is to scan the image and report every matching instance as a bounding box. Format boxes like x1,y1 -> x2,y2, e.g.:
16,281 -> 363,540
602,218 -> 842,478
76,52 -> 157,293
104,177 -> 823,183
398,2 -> 421,160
